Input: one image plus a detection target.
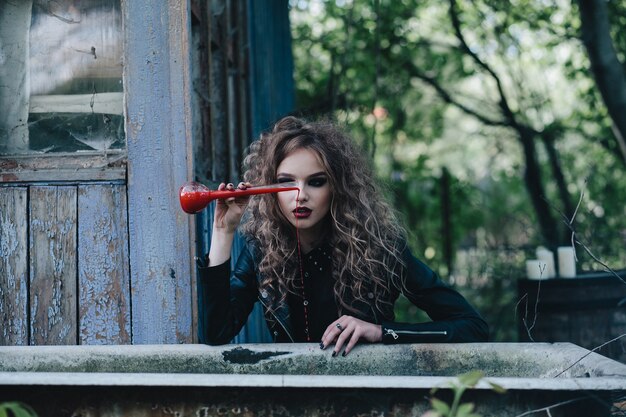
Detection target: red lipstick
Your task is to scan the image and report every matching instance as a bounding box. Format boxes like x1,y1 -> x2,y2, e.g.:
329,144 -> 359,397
293,207 -> 312,219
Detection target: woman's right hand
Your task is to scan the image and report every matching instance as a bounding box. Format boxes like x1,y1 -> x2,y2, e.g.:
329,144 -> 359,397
213,182 -> 252,233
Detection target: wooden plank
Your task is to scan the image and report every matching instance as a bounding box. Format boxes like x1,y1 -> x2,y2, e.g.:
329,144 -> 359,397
223,0 -> 292,342
29,93 -> 124,115
0,152 -> 126,183
1,168 -> 126,183
247,0 -> 294,138
78,184 -> 131,345
209,0 -> 230,181
124,0 -> 194,343
235,0 -> 251,157
0,187 -> 28,345
29,186 -> 77,345
0,1 -> 32,152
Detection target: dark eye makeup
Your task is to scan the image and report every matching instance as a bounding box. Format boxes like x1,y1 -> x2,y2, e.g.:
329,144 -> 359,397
276,175 -> 328,187
308,177 -> 327,187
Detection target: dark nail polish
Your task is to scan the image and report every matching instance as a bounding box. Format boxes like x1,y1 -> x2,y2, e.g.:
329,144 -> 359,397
331,351 -> 337,357
319,343 -> 324,350
342,351 -> 347,357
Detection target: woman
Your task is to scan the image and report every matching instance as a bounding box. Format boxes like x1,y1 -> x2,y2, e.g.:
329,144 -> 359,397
198,116 -> 488,356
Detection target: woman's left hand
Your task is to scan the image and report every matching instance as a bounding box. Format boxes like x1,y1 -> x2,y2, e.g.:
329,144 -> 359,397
321,315 -> 382,356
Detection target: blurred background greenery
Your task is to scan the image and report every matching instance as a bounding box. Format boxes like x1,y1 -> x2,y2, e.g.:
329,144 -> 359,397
288,0 -> 626,341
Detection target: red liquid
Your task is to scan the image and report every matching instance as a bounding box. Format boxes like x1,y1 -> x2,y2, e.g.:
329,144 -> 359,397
294,190 -> 311,342
179,182 -> 299,214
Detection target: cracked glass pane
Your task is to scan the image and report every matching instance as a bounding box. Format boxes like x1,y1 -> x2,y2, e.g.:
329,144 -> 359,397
0,0 -> 124,156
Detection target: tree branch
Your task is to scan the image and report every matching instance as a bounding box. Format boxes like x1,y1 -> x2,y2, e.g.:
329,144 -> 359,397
554,333 -> 626,378
448,0 -> 519,126
407,67 -> 506,127
543,183 -> 626,285
514,397 -> 587,417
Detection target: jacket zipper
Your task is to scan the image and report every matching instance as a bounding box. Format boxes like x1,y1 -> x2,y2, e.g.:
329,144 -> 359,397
385,329 -> 448,340
258,297 -> 295,342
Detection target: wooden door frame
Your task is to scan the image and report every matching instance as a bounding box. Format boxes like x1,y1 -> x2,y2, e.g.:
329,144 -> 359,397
124,0 -> 195,344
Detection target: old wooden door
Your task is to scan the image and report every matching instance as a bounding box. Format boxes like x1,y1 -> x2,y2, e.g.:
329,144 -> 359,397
0,0 -> 194,345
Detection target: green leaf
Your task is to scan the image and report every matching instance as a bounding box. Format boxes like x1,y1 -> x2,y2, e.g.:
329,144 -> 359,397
456,402 -> 475,417
11,408 -> 36,417
430,398 -> 451,415
1,403 -> 37,417
457,371 -> 484,387
487,381 -> 507,394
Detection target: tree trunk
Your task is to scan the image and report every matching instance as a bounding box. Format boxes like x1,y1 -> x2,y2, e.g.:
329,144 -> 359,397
541,134 -> 574,246
440,167 -> 453,276
518,127 -> 560,248
578,0 -> 626,164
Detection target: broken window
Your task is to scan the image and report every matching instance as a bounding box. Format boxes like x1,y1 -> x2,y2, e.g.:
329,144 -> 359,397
0,0 -> 124,156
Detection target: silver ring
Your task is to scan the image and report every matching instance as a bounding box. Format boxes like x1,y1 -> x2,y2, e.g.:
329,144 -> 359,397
336,323 -> 343,331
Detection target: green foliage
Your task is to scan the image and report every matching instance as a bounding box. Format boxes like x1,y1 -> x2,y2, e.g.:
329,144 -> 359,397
0,403 -> 38,417
290,0 -> 626,340
426,371 -> 506,417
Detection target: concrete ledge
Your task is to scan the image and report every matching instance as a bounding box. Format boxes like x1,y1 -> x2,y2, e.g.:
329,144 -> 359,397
0,342 -> 625,390
1,371 -> 626,392
0,343 -> 624,417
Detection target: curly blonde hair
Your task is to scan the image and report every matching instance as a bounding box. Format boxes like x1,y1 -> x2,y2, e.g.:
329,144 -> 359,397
241,116 -> 406,321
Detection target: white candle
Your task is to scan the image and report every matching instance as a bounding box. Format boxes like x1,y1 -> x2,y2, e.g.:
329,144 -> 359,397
526,259 -> 548,280
557,246 -> 577,278
536,248 -> 556,278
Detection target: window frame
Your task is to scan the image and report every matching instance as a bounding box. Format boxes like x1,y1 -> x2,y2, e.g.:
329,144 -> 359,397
0,151 -> 126,183
0,0 -> 126,183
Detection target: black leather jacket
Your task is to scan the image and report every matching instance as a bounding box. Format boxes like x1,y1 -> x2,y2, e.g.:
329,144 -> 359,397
198,240 -> 488,345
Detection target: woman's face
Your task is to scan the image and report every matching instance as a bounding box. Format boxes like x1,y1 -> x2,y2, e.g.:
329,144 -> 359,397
276,148 -> 332,235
